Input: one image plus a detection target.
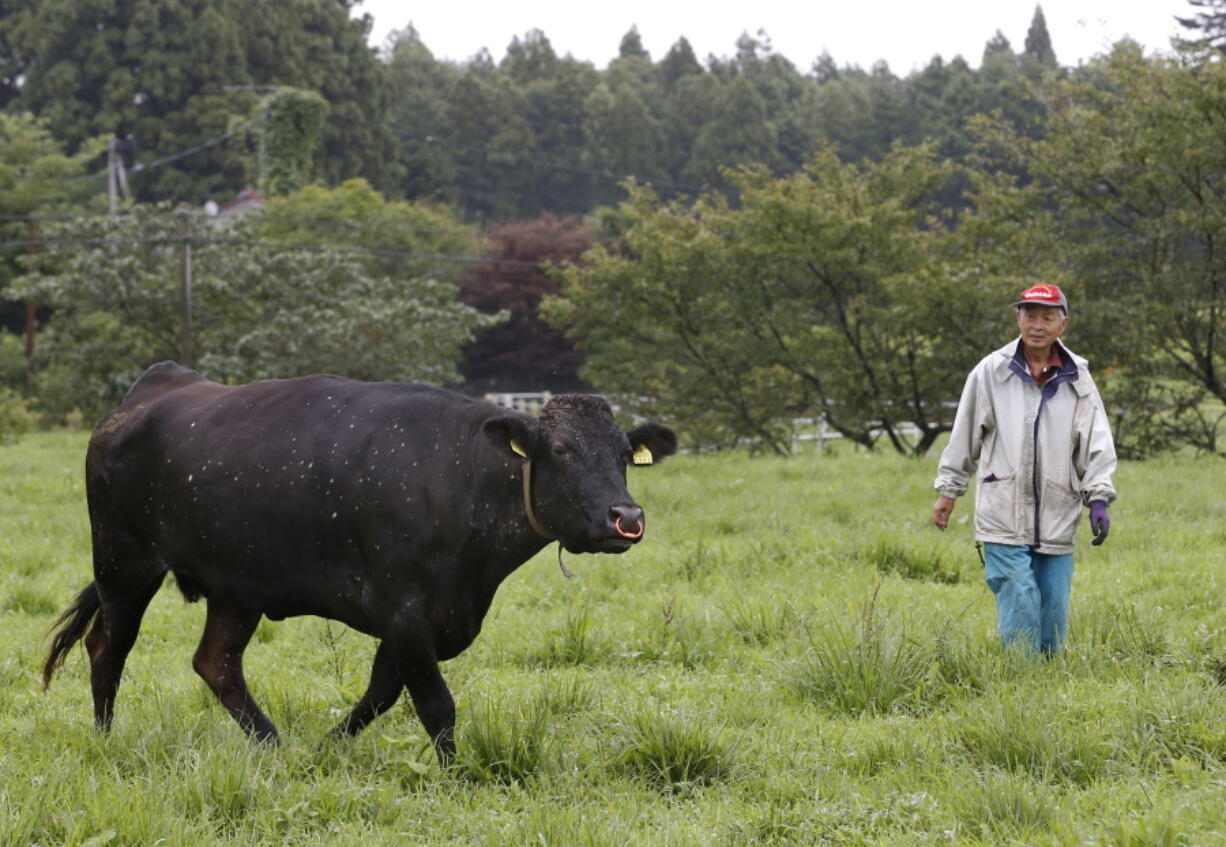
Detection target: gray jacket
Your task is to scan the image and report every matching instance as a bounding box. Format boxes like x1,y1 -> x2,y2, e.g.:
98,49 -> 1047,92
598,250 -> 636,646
934,339 -> 1117,554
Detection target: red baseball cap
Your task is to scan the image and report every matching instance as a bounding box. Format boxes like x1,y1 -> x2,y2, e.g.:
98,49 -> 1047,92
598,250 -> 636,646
1013,283 -> 1068,314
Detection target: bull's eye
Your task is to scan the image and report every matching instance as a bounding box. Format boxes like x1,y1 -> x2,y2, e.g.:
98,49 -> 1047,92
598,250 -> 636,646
552,443 -> 570,459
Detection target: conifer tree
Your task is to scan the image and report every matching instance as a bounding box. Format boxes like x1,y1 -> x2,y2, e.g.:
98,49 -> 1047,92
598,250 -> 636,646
1024,5 -> 1058,66
660,38 -> 704,88
1177,0 -> 1226,51
982,30 -> 1013,63
618,26 -> 650,60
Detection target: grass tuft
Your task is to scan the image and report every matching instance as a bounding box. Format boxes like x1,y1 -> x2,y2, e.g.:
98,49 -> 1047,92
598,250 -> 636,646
1075,600 -> 1170,661
1121,679 -> 1226,764
612,707 -> 736,789
785,585 -> 936,716
951,687 -> 1114,785
529,674 -> 598,717
863,537 -> 961,584
455,696 -> 554,785
533,604 -> 606,667
722,597 -> 802,646
947,767 -> 1054,840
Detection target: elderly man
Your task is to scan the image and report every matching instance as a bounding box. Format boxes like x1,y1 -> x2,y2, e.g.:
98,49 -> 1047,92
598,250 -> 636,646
932,284 -> 1117,654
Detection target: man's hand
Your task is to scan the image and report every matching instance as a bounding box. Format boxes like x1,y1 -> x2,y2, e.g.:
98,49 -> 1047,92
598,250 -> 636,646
1089,500 -> 1110,546
932,495 -> 956,531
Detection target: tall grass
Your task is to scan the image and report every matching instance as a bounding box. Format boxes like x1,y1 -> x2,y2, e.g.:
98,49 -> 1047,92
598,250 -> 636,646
2,432 -> 1225,844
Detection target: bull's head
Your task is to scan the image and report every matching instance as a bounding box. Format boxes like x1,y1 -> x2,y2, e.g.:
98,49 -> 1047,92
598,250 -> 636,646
483,395 -> 676,554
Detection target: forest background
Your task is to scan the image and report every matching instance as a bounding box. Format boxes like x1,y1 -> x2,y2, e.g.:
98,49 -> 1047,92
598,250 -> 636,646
1,0 -> 1225,459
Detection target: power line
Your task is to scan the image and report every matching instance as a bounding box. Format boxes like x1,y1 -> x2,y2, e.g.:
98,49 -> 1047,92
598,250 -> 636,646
65,121 -> 256,184
0,235 -> 544,268
0,208 -> 615,246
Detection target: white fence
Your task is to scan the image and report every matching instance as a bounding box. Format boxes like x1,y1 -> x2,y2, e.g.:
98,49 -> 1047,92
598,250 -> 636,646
792,417 -> 922,446
483,392 -> 553,414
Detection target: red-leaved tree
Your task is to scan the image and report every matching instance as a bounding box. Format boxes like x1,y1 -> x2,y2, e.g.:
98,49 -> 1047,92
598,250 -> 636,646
458,214 -> 593,392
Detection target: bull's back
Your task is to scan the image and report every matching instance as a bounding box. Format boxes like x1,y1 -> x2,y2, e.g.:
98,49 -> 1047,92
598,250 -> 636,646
86,366 -> 504,610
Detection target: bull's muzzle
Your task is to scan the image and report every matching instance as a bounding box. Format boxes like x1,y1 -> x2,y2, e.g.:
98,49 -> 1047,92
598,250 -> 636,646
614,515 -> 644,539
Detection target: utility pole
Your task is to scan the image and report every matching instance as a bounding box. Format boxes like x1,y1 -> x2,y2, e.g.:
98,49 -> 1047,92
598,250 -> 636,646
107,140 -> 118,214
107,139 -> 131,214
24,216 -> 37,366
178,209 -> 194,367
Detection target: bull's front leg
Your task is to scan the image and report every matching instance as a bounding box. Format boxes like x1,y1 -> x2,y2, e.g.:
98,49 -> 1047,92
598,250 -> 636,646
401,659 -> 456,764
386,616 -> 456,764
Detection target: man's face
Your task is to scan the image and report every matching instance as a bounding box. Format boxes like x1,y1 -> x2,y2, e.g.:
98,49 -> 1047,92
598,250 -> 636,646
1016,305 -> 1068,354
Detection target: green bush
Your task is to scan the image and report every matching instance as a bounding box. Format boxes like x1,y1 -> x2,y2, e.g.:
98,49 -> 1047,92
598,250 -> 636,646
0,329 -> 26,387
0,385 -> 37,442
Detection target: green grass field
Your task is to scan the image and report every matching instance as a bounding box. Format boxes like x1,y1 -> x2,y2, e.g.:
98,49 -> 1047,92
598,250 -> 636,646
2,431 -> 1224,846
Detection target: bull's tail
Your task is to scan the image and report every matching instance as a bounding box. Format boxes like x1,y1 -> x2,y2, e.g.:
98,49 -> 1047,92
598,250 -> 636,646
43,582 -> 101,690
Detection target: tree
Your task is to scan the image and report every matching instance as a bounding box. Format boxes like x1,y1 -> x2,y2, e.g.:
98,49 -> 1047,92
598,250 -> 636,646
583,81 -> 666,205
659,72 -> 721,188
982,30 -> 1013,63
7,200 -> 500,417
519,56 -> 603,214
0,113 -> 106,225
974,44 -> 1226,455
444,67 -> 538,220
1024,5 -> 1058,67
458,214 -> 592,392
549,146 -> 987,456
618,26 -> 650,61
659,38 -> 704,89
255,178 -> 479,283
259,88 -> 329,197
501,29 -> 559,84
1177,0 -> 1226,51
0,113 -> 105,338
383,26 -> 460,203
0,0 -> 395,203
684,77 -> 778,188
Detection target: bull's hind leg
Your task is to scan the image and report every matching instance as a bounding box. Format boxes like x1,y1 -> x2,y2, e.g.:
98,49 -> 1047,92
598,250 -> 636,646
192,600 -> 278,741
85,575 -> 166,731
329,641 -> 404,737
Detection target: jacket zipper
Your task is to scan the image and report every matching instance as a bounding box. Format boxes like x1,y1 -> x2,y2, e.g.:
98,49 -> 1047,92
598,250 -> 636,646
1032,375 -> 1065,547
1032,394 -> 1045,546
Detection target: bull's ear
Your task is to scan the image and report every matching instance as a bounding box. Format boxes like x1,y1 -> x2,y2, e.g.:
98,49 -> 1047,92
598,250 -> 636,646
483,414 -> 542,460
626,423 -> 677,466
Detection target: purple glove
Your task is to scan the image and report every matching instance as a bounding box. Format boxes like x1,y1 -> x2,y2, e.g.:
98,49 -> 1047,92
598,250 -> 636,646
1089,500 -> 1110,546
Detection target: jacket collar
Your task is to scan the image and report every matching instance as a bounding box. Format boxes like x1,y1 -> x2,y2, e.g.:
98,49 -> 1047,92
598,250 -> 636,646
992,338 -> 1091,395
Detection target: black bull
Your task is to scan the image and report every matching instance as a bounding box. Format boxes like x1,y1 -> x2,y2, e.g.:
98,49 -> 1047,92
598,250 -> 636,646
43,362 -> 676,762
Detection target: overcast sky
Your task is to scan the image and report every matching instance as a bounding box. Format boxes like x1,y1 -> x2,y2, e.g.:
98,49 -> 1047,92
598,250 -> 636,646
354,0 -> 1192,74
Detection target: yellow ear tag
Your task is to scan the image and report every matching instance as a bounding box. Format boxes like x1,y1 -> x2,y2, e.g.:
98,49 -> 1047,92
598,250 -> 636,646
632,444 -> 654,465
510,438 -> 527,458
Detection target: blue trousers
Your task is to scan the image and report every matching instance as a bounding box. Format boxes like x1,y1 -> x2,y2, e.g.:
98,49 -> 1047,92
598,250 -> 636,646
982,543 -> 1074,655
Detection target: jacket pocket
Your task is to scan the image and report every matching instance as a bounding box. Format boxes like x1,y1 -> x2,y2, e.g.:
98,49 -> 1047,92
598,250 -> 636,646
976,472 -> 1016,536
1041,480 -> 1082,548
